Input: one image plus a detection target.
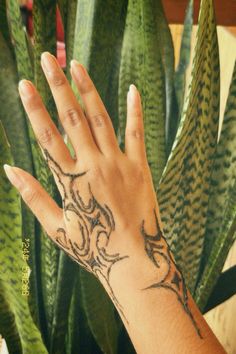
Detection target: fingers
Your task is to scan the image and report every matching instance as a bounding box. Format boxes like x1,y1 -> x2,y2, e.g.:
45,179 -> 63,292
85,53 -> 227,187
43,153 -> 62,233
70,59 -> 120,156
18,79 -> 74,171
3,164 -> 64,241
125,85 -> 147,163
40,52 -> 98,159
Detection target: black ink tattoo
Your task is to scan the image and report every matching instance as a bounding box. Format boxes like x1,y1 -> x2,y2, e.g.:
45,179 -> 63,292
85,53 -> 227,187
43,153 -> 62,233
43,149 -> 129,322
140,209 -> 203,339
43,148 -> 202,336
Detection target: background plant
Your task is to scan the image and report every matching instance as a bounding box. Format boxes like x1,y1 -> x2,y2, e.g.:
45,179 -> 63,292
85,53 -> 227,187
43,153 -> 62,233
0,0 -> 236,353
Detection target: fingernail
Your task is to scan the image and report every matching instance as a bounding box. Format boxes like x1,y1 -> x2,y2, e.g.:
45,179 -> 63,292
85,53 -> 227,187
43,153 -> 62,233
3,164 -> 24,189
70,60 -> 86,82
41,52 -> 57,73
18,80 -> 35,97
128,84 -> 137,103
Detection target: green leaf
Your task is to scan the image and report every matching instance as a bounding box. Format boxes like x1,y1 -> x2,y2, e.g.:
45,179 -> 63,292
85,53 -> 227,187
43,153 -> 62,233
200,61 -> 236,271
72,0 -> 128,134
6,0 -> 33,80
155,0 -> 179,156
66,274 -> 102,354
157,0 -> 220,292
80,269 -> 119,354
0,30 -> 41,328
119,0 -> 166,187
203,265 -> 236,313
0,265 -> 22,354
0,121 -> 47,354
33,0 -> 57,121
175,0 -> 194,117
49,253 -> 77,354
195,62 -> 236,309
0,0 -> 12,47
196,189 -> 236,311
31,2 -> 62,345
58,0 -> 77,81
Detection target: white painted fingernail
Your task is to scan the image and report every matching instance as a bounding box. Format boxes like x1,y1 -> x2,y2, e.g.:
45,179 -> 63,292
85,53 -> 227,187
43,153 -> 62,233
70,60 -> 86,83
3,164 -> 24,189
18,80 -> 35,98
128,84 -> 137,103
41,52 -> 57,73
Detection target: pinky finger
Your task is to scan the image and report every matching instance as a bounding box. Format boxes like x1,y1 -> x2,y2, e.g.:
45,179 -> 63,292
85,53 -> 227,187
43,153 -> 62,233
3,164 -> 64,239
125,84 -> 147,163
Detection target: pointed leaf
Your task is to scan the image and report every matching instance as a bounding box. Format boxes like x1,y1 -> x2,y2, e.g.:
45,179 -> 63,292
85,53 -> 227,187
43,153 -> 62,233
175,0 -> 194,117
157,0 -> 220,292
49,254 -> 76,354
195,62 -> 236,309
119,0 -> 166,187
80,269 -> 119,354
0,121 -> 47,353
72,0 -> 128,134
200,61 -> 236,270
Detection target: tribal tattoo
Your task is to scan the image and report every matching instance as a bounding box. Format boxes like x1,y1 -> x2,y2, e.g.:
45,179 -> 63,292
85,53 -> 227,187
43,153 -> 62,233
43,148 -> 202,336
140,209 -> 203,339
43,148 -> 129,322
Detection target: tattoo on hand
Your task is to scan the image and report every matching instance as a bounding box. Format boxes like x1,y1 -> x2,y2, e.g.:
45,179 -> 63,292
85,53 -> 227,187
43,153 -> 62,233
44,149 -> 129,322
140,209 -> 203,339
43,149 -> 202,336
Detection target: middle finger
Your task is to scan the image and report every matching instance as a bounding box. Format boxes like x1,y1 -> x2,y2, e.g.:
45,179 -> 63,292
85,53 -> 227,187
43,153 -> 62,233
40,51 -> 98,160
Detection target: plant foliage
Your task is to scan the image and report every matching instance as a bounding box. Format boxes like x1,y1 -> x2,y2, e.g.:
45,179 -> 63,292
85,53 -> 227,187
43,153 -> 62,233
0,0 -> 235,352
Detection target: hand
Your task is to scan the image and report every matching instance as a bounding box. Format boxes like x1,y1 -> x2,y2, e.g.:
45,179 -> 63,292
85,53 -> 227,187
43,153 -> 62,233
4,52 -> 212,343
4,52 -> 160,304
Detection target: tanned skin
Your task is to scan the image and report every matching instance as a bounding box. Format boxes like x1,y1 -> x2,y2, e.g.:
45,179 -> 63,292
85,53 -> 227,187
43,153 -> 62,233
4,52 -> 226,354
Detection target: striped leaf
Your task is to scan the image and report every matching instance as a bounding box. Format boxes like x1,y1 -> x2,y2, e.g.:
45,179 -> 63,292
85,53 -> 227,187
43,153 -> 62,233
0,30 -> 41,327
6,0 -> 33,80
66,274 -> 102,354
199,61 -> 236,274
175,0 -> 194,117
0,121 -> 47,354
72,0 -> 128,134
49,253 -> 77,354
33,0 -> 57,120
80,269 -> 120,354
155,0 -> 179,156
57,0 -> 77,80
32,1 -> 62,345
119,0 -> 166,187
0,284 -> 22,354
157,0 -> 220,292
195,62 -> 236,309
0,0 -> 12,47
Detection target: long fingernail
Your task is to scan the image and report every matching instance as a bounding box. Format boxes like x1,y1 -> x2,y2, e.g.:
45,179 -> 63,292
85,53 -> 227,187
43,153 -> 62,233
18,80 -> 35,98
41,52 -> 57,73
128,84 -> 137,104
70,60 -> 86,83
3,164 -> 24,189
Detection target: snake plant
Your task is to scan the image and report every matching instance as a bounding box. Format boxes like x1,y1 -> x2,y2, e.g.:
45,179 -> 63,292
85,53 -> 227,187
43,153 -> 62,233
0,0 -> 235,353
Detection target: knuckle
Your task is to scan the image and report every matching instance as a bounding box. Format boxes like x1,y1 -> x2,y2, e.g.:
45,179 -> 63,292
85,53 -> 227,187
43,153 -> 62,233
90,165 -> 105,181
62,107 -> 82,126
37,126 -> 55,145
79,80 -> 93,95
135,163 -> 149,184
22,187 -> 40,206
89,113 -> 107,128
48,71 -> 66,87
26,96 -> 43,114
126,128 -> 144,139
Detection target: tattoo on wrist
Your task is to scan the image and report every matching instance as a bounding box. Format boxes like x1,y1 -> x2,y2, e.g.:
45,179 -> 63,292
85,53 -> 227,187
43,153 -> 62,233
140,209 -> 203,339
42,149 -> 203,336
